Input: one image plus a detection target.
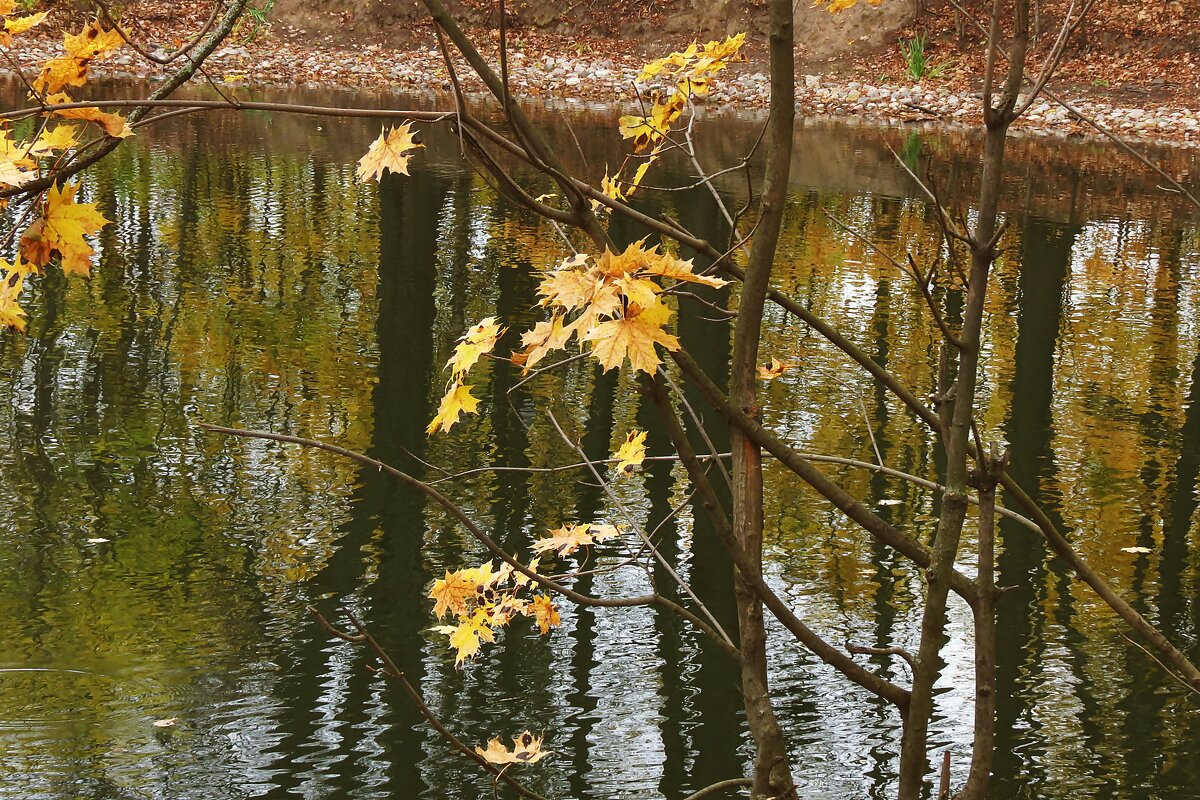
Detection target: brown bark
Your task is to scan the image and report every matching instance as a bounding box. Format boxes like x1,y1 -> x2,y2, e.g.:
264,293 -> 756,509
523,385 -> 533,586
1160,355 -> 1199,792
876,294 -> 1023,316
898,4 -> 1028,797
725,0 -> 796,795
962,468 -> 998,800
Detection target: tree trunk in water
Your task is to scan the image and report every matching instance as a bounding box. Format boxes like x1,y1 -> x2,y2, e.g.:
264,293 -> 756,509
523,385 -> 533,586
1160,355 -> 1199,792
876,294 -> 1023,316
727,0 -> 795,796
897,4 -> 1027,796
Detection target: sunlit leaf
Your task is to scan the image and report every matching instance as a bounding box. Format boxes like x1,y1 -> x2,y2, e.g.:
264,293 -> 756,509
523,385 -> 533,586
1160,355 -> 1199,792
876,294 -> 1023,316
475,730 -> 551,765
757,357 -> 793,381
356,122 -> 423,182
613,430 -> 647,473
426,381 -> 480,434
446,316 -> 505,378
19,182 -> 109,275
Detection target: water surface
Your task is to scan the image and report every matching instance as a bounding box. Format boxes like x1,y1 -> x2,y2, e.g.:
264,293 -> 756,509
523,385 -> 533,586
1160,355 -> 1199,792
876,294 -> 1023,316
2,84 -> 1200,799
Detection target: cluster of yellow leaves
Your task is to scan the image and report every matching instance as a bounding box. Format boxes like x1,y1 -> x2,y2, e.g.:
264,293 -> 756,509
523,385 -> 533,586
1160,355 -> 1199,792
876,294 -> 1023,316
1,16 -> 136,334
429,558 -> 561,666
429,515 -> 626,665
34,19 -> 125,95
0,183 -> 108,331
603,34 -> 745,202
476,731 -> 551,766
356,123 -> 424,183
515,239 -> 727,375
427,316 -> 505,434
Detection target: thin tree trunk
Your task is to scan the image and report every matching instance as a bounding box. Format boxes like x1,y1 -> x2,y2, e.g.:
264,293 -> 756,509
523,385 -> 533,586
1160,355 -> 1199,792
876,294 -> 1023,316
727,0 -> 795,795
898,4 -> 1028,797
962,465 -> 999,799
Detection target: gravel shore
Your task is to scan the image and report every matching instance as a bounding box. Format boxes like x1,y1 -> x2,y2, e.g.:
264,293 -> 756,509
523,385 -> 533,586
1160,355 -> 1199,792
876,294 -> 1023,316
7,30 -> 1199,148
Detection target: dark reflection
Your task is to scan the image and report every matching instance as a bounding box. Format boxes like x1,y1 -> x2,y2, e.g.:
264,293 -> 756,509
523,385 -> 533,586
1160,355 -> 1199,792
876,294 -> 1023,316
993,216 -> 1076,798
2,80 -> 1200,800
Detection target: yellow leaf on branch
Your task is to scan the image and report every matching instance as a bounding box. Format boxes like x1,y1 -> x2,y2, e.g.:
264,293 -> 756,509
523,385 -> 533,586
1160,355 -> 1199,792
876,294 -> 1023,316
584,298 -> 680,374
528,594 -> 561,634
433,608 -> 496,666
0,263 -> 28,332
51,105 -> 133,139
27,124 -> 81,156
429,561 -> 503,618
531,523 -> 620,558
446,316 -> 505,379
19,182 -> 109,275
356,122 -> 423,182
613,430 -> 647,473
426,380 -> 481,434
2,10 -> 48,42
34,20 -> 124,94
475,731 -> 551,765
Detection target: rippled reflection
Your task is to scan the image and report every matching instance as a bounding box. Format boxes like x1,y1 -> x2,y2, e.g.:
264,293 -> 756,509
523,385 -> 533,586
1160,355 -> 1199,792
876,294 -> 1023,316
1,84 -> 1199,799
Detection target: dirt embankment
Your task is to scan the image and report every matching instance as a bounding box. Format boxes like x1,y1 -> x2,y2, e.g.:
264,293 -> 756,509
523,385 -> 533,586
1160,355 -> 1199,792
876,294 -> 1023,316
272,0 -> 917,64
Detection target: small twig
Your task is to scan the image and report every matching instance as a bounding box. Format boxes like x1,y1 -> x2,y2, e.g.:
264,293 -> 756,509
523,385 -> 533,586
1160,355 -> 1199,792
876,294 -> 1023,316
681,777 -> 754,800
846,642 -> 916,671
309,607 -> 550,800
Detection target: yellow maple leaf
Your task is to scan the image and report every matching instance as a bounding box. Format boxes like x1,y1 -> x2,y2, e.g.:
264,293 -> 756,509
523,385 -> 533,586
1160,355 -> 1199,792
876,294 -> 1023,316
433,608 -> 496,666
19,182 -> 109,275
446,316 -> 505,378
641,252 -> 728,287
3,10 -> 48,40
530,523 -> 620,558
613,430 -> 647,473
614,274 -> 660,310
52,106 -> 134,138
528,594 -> 560,634
427,380 -> 481,434
356,122 -> 423,183
513,313 -> 574,373
63,20 -> 125,60
32,20 -> 124,95
537,262 -> 603,311
0,157 -> 35,188
0,264 -> 27,332
584,299 -> 680,374
601,168 -> 627,202
475,731 -> 551,765
429,570 -> 478,619
33,56 -> 90,95
758,357 -> 793,381
27,124 -> 81,156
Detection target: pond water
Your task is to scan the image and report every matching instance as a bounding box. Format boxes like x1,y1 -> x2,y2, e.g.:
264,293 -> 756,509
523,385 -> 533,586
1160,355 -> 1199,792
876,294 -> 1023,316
2,83 -> 1200,799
